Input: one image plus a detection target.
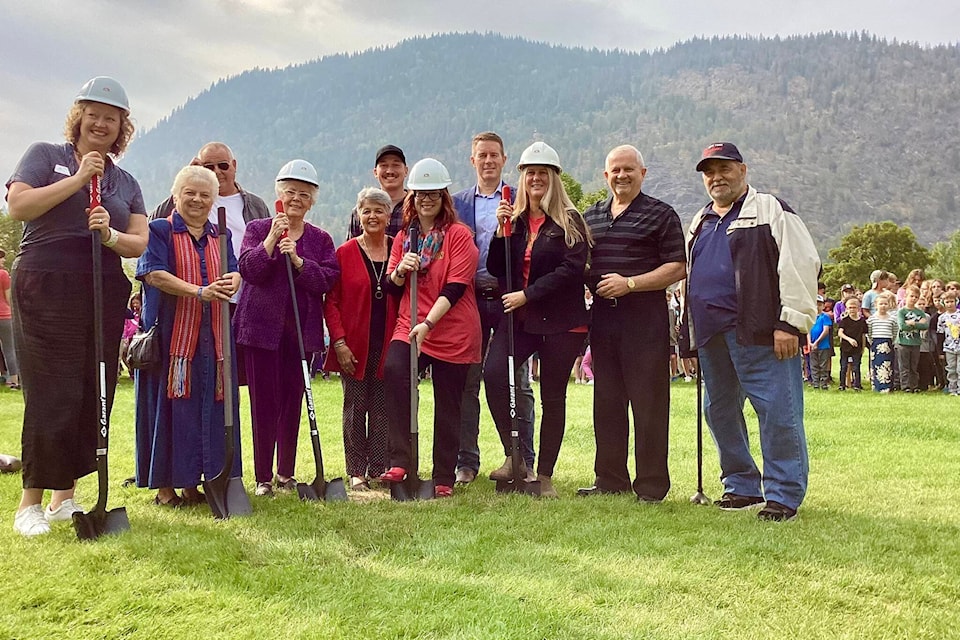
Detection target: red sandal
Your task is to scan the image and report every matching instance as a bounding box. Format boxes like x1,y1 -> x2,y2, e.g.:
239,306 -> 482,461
379,467 -> 407,483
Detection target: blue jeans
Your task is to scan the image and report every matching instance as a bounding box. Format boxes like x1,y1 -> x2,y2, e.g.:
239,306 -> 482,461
699,330 -> 809,510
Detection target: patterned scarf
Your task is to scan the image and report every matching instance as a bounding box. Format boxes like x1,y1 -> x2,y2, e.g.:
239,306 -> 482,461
402,224 -> 445,272
166,214 -> 224,400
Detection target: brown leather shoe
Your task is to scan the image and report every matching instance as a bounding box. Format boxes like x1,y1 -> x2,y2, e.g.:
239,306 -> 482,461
537,474 -> 558,498
489,457 -> 530,482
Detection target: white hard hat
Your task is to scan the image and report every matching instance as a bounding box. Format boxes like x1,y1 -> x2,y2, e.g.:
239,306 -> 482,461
276,159 -> 319,186
517,141 -> 562,172
407,158 -> 452,190
75,76 -> 130,114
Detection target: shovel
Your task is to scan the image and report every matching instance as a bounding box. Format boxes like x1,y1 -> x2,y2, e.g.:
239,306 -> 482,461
493,187 -> 540,496
690,365 -> 711,506
391,224 -> 434,501
74,174 -> 131,540
266,201 -> 347,502
204,206 -> 252,519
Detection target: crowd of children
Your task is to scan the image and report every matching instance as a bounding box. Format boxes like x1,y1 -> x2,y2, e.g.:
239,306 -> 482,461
809,273 -> 960,395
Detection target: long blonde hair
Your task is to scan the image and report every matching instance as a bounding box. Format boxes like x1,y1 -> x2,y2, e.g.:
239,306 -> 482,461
513,168 -> 592,248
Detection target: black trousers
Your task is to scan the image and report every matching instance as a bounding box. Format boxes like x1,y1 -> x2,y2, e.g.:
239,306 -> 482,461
383,340 -> 469,487
590,294 -> 671,499
483,321 -> 583,477
13,267 -> 129,490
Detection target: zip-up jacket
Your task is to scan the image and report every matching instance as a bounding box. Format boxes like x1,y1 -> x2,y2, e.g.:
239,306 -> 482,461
681,186 -> 820,352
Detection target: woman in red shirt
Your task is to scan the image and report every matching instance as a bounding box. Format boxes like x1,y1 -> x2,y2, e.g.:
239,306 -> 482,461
483,142 -> 592,498
379,159 -> 481,498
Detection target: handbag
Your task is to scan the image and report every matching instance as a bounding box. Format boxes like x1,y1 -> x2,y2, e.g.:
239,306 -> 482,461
126,322 -> 161,370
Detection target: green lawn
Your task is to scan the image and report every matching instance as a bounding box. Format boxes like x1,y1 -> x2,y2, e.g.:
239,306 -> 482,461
1,376 -> 958,639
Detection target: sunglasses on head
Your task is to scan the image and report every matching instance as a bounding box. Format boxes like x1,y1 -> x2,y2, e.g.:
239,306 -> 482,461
202,162 -> 231,172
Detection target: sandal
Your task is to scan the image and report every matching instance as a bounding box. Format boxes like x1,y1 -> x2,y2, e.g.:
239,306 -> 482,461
6,382 -> 20,390
180,487 -> 206,506
154,493 -> 184,509
350,476 -> 370,491
379,467 -> 407,483
274,476 -> 298,491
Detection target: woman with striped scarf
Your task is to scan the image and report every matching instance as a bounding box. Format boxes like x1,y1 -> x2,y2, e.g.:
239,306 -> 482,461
134,166 -> 242,507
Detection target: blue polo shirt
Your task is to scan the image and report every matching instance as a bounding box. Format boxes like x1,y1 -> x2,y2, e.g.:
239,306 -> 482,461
473,184 -> 503,279
688,197 -> 744,348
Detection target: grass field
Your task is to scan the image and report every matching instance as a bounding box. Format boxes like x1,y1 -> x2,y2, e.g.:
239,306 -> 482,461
1,375 -> 958,639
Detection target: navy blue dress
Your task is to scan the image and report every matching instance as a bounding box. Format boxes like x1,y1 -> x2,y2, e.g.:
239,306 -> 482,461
134,214 -> 241,489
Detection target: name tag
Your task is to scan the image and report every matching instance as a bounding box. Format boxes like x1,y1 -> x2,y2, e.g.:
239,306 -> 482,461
54,164 -> 71,176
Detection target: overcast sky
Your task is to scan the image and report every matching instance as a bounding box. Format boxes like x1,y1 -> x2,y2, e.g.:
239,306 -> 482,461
2,0 -> 957,186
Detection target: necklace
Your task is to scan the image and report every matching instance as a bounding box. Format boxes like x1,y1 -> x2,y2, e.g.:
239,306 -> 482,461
359,236 -> 388,300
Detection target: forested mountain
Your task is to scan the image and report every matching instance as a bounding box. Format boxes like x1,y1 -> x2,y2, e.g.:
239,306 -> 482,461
121,32 -> 960,250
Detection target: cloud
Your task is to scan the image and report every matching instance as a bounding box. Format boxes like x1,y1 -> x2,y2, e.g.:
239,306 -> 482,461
2,0 -> 958,188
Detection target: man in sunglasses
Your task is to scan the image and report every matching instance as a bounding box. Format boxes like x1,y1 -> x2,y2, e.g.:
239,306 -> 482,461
151,142 -> 270,256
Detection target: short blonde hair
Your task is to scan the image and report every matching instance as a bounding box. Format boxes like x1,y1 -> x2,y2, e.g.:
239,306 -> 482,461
171,165 -> 218,197
64,102 -> 135,157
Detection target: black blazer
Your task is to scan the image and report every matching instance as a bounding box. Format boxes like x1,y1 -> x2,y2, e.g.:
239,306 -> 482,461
487,212 -> 590,335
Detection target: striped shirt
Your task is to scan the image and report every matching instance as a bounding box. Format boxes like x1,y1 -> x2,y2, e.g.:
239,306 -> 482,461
867,314 -> 899,341
584,192 -> 686,290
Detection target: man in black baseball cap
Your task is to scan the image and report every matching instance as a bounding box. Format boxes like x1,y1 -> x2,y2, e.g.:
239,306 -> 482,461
683,141 -> 821,522
695,142 -> 743,171
347,145 -> 409,239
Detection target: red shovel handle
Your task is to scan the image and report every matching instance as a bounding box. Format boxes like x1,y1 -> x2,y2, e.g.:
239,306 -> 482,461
501,185 -> 512,236
275,199 -> 288,239
90,175 -> 100,210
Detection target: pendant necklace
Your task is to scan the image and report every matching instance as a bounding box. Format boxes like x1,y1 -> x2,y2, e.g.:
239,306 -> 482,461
360,236 -> 388,299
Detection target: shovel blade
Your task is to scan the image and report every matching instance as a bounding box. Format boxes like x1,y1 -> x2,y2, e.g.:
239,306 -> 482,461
204,476 -> 251,519
416,477 -> 435,500
495,479 -> 542,496
297,477 -> 348,502
390,481 -> 413,502
72,507 -> 130,541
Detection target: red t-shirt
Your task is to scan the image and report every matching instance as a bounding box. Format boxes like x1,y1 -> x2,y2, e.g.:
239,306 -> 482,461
0,269 -> 11,320
522,215 -> 546,287
389,223 -> 482,364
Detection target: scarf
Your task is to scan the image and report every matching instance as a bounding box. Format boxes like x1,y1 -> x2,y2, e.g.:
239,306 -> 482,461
402,224 -> 445,272
166,214 -> 224,400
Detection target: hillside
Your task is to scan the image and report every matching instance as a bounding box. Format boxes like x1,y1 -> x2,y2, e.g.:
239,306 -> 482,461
120,32 -> 960,250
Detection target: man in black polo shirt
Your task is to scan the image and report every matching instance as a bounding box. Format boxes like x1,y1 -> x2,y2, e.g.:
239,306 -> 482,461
347,145 -> 408,240
579,145 -> 686,501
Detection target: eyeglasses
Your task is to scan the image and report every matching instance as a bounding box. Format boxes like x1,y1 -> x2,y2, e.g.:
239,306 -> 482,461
282,188 -> 313,201
414,191 -> 442,201
202,162 -> 231,172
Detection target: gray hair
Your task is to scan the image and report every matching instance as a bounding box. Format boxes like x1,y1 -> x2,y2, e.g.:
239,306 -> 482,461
171,165 -> 218,196
356,187 -> 392,212
607,144 -> 645,168
274,181 -> 319,201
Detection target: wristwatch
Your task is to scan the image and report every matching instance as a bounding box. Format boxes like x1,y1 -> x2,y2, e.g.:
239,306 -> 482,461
626,277 -> 636,291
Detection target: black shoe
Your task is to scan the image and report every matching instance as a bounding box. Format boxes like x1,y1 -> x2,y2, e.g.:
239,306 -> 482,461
714,493 -> 764,510
637,494 -> 663,503
757,501 -> 797,521
576,485 -> 629,497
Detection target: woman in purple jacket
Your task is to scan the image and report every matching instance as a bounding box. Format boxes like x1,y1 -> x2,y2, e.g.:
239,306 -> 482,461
234,160 -> 339,497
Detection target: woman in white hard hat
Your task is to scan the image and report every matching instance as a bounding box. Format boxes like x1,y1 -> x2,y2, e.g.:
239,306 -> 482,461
6,76 -> 148,536
134,166 -> 242,507
483,142 -> 592,498
234,160 -> 340,497
380,158 -> 482,498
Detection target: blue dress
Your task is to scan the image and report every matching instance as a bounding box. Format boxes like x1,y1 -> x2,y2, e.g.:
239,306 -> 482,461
134,214 -> 242,489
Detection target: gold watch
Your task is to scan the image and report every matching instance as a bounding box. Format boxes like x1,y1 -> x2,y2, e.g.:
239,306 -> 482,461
626,277 -> 636,291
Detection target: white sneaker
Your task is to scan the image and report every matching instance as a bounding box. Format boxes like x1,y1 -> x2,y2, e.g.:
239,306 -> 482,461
14,505 -> 51,536
45,498 -> 84,523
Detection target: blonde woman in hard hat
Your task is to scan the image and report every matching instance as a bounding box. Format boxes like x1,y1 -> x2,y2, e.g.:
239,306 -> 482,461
7,76 -> 149,536
234,160 -> 340,497
482,142 -> 592,498
380,158 -> 482,498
